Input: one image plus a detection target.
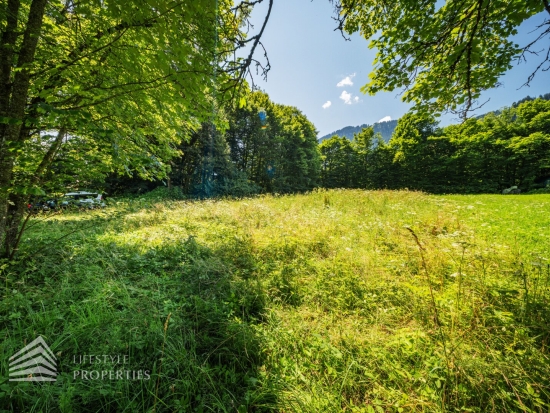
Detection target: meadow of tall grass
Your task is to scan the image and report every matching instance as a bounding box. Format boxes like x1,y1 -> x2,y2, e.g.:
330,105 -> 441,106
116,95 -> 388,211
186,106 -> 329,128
1,189 -> 549,412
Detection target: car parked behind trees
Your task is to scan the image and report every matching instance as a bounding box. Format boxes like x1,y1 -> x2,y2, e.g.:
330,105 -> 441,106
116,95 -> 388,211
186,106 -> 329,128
61,192 -> 106,209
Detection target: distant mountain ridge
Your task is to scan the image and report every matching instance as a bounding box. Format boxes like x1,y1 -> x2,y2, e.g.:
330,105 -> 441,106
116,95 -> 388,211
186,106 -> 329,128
319,92 -> 550,144
318,119 -> 398,143
475,92 -> 550,119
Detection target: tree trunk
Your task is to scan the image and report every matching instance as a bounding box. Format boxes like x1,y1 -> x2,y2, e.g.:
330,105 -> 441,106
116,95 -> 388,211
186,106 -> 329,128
0,0 -> 49,259
0,0 -> 21,122
3,194 -> 27,258
3,126 -> 66,258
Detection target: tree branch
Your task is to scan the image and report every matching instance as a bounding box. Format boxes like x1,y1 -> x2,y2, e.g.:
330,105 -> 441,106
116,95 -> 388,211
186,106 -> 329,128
32,127 -> 67,185
234,0 -> 273,85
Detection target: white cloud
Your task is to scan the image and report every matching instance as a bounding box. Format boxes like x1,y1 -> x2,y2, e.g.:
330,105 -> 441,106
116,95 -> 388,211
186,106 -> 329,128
378,116 -> 392,123
322,101 -> 332,109
340,90 -> 353,105
337,73 -> 356,87
339,91 -> 362,105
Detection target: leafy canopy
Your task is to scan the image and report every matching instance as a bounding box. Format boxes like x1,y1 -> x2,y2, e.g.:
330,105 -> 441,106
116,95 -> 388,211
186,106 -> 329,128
332,0 -> 549,117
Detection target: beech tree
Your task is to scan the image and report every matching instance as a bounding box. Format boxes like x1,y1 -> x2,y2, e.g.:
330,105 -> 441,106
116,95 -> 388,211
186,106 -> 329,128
0,0 -> 272,258
331,0 -> 550,117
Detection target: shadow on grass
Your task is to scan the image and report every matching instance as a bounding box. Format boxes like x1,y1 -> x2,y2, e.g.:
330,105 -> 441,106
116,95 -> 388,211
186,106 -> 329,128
0,232 -> 278,412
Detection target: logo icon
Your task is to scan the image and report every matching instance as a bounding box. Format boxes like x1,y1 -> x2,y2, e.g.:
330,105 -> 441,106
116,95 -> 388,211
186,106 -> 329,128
9,336 -> 57,382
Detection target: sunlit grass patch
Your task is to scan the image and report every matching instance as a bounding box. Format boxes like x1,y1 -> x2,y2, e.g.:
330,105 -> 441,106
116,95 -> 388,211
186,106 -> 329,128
1,190 -> 549,412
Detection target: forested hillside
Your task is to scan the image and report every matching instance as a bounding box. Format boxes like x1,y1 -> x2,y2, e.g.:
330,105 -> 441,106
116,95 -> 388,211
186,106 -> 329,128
318,119 -> 398,143
320,98 -> 550,193
318,93 -> 550,144
475,93 -> 550,119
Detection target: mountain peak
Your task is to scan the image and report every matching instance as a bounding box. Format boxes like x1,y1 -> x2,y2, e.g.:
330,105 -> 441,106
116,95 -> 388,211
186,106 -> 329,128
318,119 -> 398,143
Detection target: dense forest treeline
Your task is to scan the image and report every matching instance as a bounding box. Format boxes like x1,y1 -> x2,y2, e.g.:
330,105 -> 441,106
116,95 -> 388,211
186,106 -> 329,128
321,98 -> 550,193
102,94 -> 550,197
107,91 -> 321,197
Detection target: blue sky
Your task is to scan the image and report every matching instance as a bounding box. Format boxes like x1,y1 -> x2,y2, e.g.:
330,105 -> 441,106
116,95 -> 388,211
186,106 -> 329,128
245,0 -> 550,138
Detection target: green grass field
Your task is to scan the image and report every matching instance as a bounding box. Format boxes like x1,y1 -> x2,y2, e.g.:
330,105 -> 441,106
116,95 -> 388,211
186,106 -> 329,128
1,190 -> 549,412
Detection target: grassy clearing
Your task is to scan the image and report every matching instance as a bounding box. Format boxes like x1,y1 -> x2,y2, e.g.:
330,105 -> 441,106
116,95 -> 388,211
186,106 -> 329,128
1,189 -> 549,412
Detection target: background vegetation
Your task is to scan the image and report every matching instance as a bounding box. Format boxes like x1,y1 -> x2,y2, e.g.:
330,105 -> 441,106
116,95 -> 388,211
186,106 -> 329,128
100,94 -> 550,199
320,98 -> 550,194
